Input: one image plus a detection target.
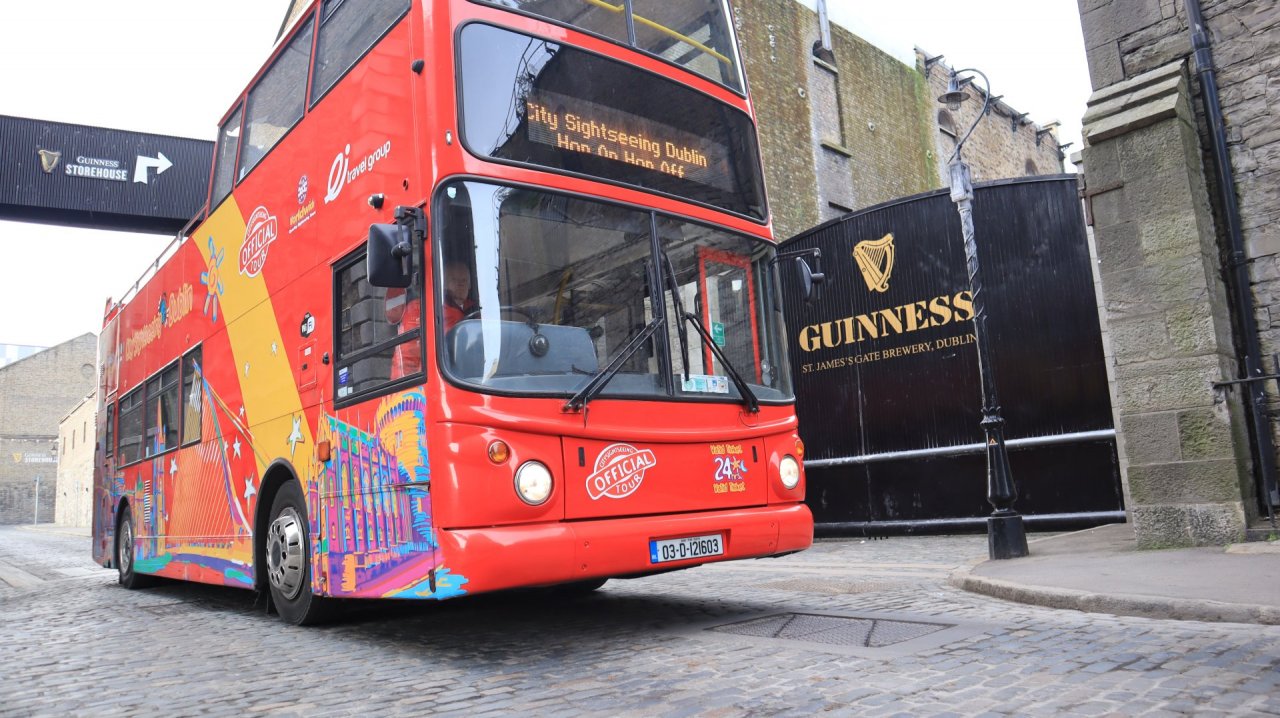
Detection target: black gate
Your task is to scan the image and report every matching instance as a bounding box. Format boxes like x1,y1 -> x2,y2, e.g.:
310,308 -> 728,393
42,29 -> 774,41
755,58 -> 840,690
781,175 -> 1124,533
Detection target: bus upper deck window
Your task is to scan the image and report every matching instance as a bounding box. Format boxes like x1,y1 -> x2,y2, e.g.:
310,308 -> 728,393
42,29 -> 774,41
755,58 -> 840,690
240,17 -> 313,181
311,0 -> 410,105
210,105 -> 242,209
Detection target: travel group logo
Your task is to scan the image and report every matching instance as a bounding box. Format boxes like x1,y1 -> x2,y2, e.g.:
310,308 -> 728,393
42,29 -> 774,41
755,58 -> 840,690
586,443 -> 656,500
325,139 -> 392,204
853,232 -> 895,293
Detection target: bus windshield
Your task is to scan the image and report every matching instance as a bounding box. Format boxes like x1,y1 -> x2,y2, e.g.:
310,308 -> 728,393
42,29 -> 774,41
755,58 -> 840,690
471,0 -> 744,91
436,180 -> 793,404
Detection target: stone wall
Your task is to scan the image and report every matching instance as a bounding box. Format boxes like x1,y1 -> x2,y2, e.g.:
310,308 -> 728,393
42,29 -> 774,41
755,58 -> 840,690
735,1 -> 1067,242
0,333 -> 97,524
55,393 -> 96,527
1076,0 -> 1279,544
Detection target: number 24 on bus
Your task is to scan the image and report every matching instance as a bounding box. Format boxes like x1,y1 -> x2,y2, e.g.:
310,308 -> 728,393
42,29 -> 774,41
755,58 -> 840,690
93,0 -> 814,625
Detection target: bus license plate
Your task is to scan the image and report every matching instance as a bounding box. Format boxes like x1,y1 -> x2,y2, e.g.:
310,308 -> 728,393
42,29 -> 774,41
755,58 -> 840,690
649,533 -> 724,564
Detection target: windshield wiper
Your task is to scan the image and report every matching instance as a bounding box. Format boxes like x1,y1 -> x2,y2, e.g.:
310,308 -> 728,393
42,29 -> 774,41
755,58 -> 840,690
661,250 -> 692,383
678,311 -> 760,413
563,316 -> 664,412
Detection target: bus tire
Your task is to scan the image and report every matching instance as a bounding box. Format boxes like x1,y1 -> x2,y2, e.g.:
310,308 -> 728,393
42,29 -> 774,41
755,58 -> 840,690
116,509 -> 158,589
265,480 -> 331,625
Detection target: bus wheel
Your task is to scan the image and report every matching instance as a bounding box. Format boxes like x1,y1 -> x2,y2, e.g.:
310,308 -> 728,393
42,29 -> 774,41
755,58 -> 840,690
265,481 -> 330,625
116,510 -> 157,589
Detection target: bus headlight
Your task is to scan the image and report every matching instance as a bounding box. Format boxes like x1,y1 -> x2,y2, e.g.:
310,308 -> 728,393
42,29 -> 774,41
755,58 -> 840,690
779,455 -> 801,490
514,461 -> 554,505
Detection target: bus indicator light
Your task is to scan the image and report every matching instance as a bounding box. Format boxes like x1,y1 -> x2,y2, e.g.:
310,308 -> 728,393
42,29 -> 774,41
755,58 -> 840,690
487,440 -> 510,464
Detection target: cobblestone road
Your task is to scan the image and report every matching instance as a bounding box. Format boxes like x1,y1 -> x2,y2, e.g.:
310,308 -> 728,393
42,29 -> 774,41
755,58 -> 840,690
2,526 -> 1278,716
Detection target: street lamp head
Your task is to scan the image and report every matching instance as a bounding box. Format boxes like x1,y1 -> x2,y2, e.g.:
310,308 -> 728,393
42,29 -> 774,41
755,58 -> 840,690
938,72 -> 969,112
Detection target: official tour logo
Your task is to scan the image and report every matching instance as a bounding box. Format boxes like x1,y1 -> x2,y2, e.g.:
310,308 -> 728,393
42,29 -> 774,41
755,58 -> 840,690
239,206 -> 279,277
37,149 -> 62,174
586,443 -> 657,500
853,232 -> 895,293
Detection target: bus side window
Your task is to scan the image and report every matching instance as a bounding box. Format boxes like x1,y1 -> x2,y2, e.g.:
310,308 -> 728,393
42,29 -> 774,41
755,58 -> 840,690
334,240 -> 423,403
210,105 -> 243,209
310,0 -> 410,105
118,387 -> 145,465
144,363 -> 180,457
239,16 -> 314,181
181,347 -> 203,447
104,402 -> 115,458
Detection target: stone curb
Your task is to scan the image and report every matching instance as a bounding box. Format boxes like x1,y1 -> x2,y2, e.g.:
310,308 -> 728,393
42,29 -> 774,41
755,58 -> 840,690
16,524 -> 91,538
949,565 -> 1280,626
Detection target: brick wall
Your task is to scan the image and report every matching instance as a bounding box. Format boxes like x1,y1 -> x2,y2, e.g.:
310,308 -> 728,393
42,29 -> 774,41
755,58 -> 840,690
0,333 -> 97,524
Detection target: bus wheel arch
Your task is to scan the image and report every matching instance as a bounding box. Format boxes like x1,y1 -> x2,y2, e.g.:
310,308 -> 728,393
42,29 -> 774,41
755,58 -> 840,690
114,499 -> 156,589
254,461 -> 333,625
253,460 -> 299,593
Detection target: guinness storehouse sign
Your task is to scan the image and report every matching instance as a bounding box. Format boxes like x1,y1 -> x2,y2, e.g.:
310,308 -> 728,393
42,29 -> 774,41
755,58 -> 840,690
779,176 -> 1121,529
0,115 -> 213,234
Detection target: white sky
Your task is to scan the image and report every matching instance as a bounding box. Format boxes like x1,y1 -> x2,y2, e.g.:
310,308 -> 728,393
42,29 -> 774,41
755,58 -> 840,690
0,0 -> 1090,348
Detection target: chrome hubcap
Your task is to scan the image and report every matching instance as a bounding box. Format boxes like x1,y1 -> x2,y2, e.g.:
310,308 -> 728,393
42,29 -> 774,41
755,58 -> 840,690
266,507 -> 305,600
118,519 -> 133,575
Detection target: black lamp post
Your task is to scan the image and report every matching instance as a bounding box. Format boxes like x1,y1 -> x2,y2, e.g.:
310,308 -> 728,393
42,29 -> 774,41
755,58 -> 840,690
939,69 -> 1028,560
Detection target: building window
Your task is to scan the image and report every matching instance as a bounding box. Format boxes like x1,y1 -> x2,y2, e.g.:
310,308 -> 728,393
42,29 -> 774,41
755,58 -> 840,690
1025,159 -> 1039,176
938,110 -> 956,137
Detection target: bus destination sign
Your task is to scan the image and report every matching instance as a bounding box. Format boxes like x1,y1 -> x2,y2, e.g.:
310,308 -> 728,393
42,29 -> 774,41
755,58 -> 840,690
524,90 -> 730,192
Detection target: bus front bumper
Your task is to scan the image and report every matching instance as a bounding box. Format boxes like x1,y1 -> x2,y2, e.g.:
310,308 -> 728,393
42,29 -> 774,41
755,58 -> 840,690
435,502 -> 813,595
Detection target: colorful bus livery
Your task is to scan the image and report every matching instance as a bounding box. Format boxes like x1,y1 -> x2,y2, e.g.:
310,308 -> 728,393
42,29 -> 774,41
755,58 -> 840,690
94,0 -> 813,625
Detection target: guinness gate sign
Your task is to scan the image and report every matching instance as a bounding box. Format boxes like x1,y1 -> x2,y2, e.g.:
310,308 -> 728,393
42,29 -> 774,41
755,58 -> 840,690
780,176 -> 1123,532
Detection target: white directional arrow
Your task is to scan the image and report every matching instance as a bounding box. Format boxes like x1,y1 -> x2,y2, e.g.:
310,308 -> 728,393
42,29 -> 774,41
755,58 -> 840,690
133,152 -> 173,184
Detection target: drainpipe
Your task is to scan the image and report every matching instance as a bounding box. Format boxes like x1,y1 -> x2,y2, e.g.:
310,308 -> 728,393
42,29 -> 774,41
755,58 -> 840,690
1186,0 -> 1279,525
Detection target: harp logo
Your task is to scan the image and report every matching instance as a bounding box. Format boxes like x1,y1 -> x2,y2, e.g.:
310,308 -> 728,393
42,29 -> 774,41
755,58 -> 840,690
853,233 -> 895,293
37,149 -> 62,174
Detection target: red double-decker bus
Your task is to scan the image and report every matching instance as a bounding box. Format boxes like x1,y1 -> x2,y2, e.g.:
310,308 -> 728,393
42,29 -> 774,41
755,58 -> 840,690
93,0 -> 812,624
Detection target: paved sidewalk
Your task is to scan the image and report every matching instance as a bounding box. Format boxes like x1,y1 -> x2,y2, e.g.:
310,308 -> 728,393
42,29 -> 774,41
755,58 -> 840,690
16,523 -> 90,538
952,522 -> 1280,625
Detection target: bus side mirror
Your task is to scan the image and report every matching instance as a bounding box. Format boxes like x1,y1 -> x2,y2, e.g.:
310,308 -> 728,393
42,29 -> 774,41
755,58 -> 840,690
795,257 -> 825,304
367,222 -> 413,288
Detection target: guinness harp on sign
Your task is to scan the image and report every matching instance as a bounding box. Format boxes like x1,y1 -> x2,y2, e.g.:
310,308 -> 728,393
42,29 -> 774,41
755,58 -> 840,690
853,233 -> 894,293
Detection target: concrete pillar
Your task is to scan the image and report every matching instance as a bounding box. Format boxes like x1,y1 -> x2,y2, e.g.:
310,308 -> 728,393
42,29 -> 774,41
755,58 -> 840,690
1082,60 -> 1251,548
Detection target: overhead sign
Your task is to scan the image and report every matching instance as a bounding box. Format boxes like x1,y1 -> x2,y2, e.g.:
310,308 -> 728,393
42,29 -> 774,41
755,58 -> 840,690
0,115 -> 213,234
